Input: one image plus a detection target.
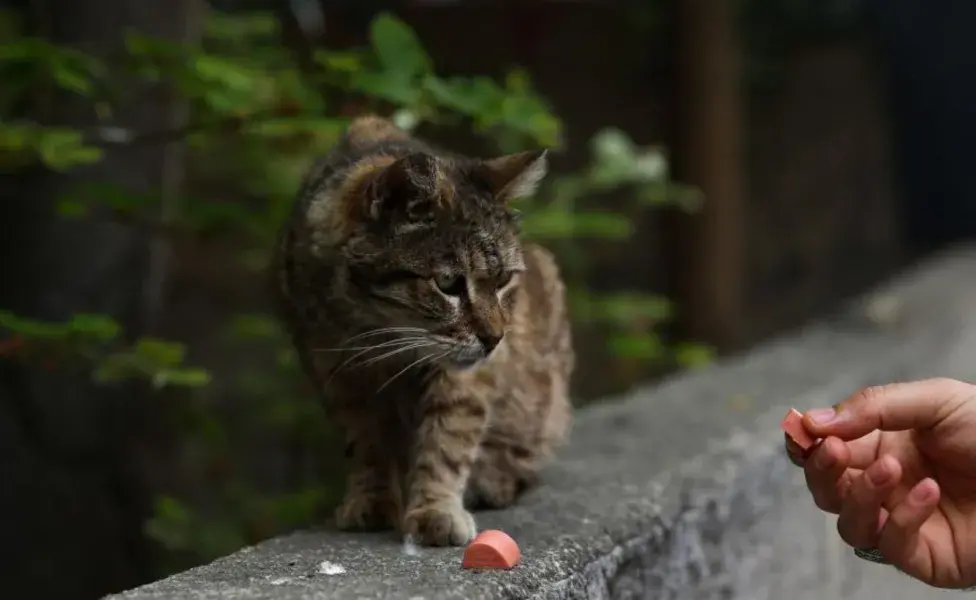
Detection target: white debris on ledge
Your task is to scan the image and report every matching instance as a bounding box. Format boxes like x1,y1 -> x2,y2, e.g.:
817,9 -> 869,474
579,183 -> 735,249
318,560 -> 347,575
401,534 -> 421,557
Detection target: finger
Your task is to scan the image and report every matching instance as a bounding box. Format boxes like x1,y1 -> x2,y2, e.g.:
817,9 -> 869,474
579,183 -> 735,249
840,430 -> 883,470
792,430 -> 882,471
784,434 -> 811,467
803,378 -> 971,440
803,437 -> 852,513
877,478 -> 941,573
837,455 -> 902,548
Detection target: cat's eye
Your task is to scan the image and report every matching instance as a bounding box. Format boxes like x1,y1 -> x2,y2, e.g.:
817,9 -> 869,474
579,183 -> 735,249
434,273 -> 466,296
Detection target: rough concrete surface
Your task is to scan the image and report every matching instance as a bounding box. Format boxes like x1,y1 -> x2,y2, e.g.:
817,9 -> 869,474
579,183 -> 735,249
108,244 -> 976,600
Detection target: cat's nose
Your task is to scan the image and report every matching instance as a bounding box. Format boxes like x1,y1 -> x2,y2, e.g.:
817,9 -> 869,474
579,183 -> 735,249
477,333 -> 503,354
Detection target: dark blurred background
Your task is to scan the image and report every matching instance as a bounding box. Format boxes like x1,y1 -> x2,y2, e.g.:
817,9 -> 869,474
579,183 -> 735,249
1,0 -> 974,598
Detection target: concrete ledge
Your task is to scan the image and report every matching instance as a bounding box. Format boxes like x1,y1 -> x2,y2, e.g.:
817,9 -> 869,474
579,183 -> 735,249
109,244 -> 976,600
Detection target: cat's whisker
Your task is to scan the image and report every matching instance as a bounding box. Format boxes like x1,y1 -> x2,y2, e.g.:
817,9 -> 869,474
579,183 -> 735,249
342,327 -> 429,345
314,336 -> 429,353
326,338 -> 430,384
353,341 -> 437,369
324,338 -> 427,388
376,348 -> 449,394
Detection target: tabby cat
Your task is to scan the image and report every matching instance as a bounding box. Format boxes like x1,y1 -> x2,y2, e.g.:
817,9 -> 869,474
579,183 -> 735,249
271,116 -> 574,546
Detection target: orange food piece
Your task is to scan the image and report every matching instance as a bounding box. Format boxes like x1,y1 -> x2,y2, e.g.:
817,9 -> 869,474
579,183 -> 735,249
781,408 -> 817,451
462,530 -> 521,570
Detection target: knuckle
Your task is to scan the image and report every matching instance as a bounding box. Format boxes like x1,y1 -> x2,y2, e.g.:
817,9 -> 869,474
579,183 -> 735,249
932,377 -> 974,406
850,470 -> 880,503
836,471 -> 854,500
813,492 -> 838,513
806,475 -> 841,513
848,384 -> 892,426
852,385 -> 885,411
884,510 -> 909,535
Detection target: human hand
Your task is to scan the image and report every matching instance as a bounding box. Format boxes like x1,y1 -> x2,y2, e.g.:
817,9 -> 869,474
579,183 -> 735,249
784,378 -> 976,589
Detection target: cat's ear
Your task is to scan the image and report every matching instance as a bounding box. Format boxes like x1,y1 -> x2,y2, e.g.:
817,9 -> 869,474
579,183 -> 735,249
365,152 -> 438,220
475,149 -> 549,202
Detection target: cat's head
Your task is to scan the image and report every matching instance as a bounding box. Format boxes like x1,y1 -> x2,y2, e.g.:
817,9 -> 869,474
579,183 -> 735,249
309,147 -> 549,369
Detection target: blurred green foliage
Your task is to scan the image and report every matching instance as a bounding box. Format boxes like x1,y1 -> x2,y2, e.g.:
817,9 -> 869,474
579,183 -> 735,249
0,7 -> 706,573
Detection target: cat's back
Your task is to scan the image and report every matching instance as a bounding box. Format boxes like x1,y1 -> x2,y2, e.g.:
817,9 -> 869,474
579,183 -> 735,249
514,242 -> 573,360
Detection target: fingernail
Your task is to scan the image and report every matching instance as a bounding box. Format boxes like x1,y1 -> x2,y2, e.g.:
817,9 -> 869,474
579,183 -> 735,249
867,457 -> 894,486
807,408 -> 837,424
910,480 -> 935,503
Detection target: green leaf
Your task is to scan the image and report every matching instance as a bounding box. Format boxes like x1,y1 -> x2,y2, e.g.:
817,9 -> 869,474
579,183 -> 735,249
0,310 -> 69,339
424,76 -> 502,116
134,337 -> 186,367
56,198 -> 90,218
638,183 -> 704,212
592,128 -> 635,162
226,313 -> 282,341
369,13 -> 431,78
92,354 -> 131,383
0,38 -> 105,97
584,128 -> 672,193
19,127 -> 104,171
153,367 -> 211,389
392,108 -> 419,132
68,314 -> 121,341
607,332 -> 666,361
58,181 -> 155,216
350,70 -> 420,105
674,343 -> 714,369
313,50 -> 363,74
205,11 -> 279,41
276,347 -> 297,371
192,54 -> 258,92
156,495 -> 191,524
243,117 -> 345,141
571,291 -> 672,328
146,495 -> 194,551
51,64 -> 93,95
521,210 -> 633,240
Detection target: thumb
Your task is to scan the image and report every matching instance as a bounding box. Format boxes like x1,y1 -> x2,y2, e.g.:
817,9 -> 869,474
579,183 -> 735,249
802,378 -> 971,440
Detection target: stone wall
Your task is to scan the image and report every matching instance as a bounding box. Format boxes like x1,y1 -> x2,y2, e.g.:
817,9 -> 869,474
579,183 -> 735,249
108,243 -> 976,599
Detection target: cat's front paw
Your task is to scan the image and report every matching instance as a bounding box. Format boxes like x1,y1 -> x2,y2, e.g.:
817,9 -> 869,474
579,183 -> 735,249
402,500 -> 477,546
334,492 -> 395,531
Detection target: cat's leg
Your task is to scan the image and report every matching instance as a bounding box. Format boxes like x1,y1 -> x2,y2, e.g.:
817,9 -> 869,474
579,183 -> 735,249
291,342 -> 396,530
402,393 -> 487,546
465,439 -> 537,509
334,417 -> 397,531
